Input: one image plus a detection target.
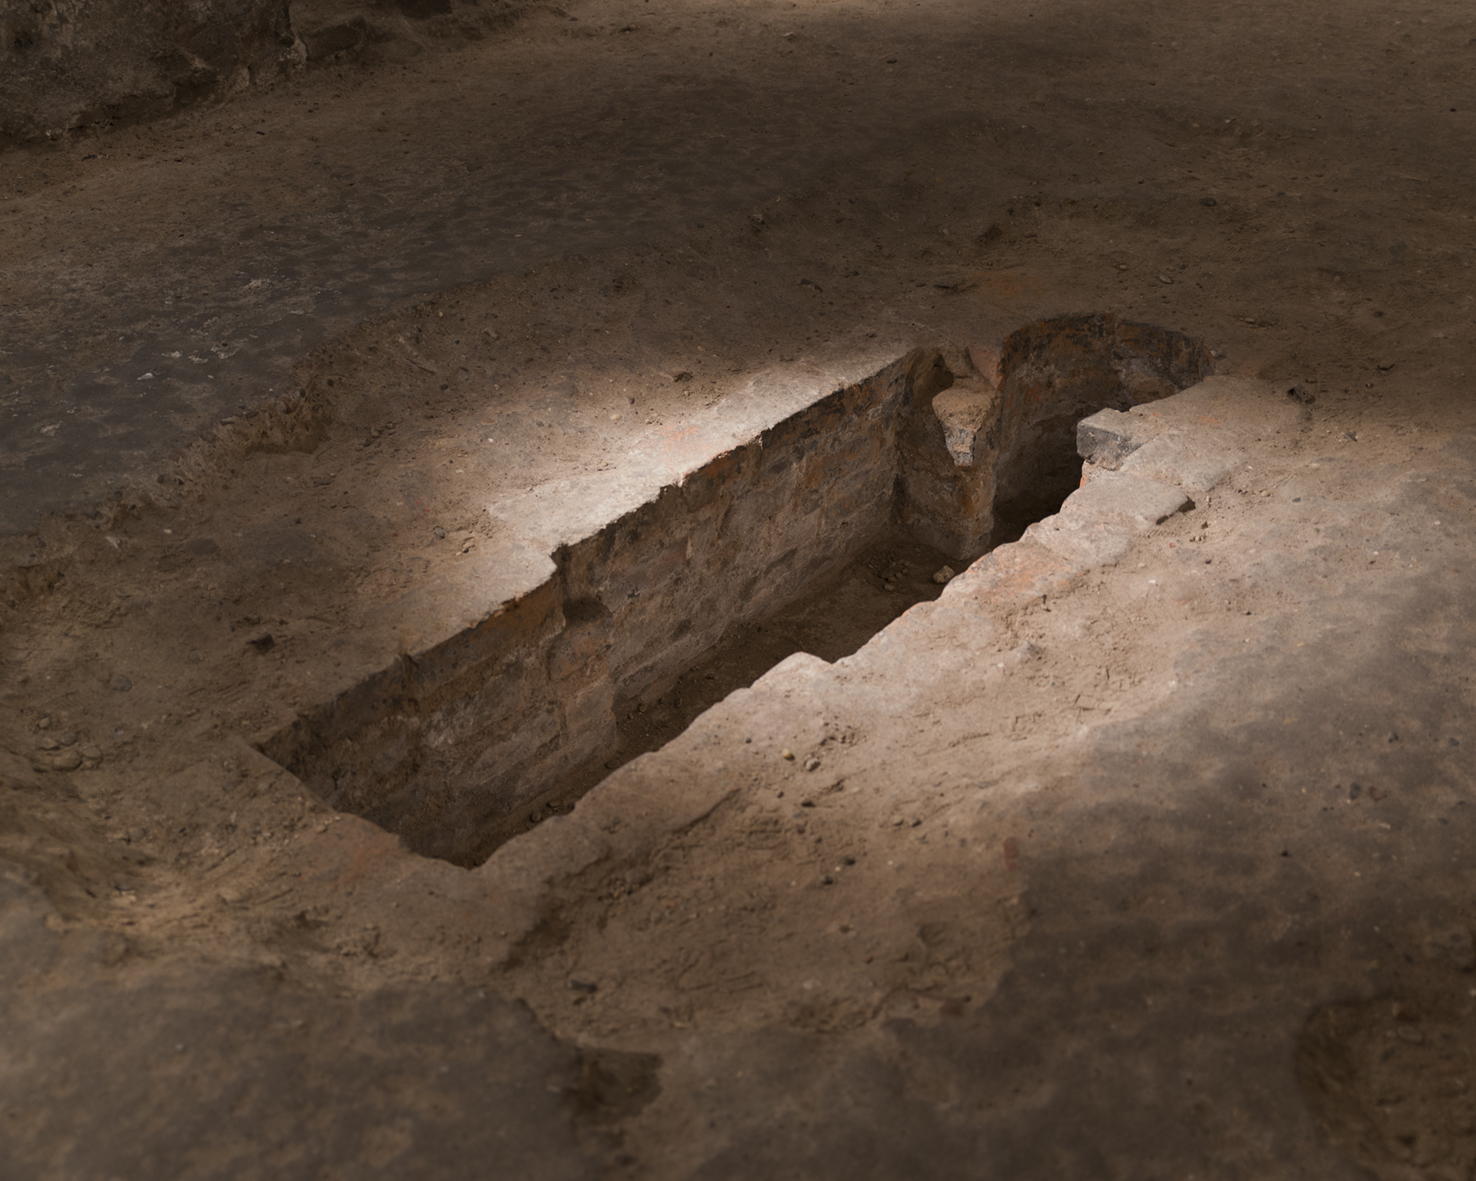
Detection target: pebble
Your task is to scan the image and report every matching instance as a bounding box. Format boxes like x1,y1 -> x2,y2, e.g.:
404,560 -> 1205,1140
932,566 -> 956,584
48,749 -> 83,772
1396,1026 -> 1426,1045
36,736 -> 60,751
111,675 -> 132,692
433,526 -> 446,540
780,748 -> 795,760
59,732 -> 76,747
188,650 -> 203,662
36,716 -> 50,731
1198,196 -> 1218,206
804,757 -> 821,772
1158,273 -> 1174,284
820,875 -> 835,886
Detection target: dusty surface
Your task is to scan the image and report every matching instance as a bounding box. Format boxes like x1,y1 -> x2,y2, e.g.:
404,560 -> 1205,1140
3,0 -> 1476,1176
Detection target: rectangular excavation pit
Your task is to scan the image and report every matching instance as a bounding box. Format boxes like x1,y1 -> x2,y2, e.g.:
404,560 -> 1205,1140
263,317 -> 1213,866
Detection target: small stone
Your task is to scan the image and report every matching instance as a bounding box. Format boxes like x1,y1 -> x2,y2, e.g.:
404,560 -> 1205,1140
804,757 -> 821,772
842,856 -> 856,866
1286,384 -> 1316,404
568,978 -> 598,993
58,733 -> 77,747
48,749 -> 83,772
111,675 -> 132,692
820,875 -> 835,886
1158,274 -> 1174,285
36,716 -> 50,730
1198,196 -> 1218,206
433,526 -> 446,540
36,736 -> 60,751
883,582 -> 896,591
932,566 -> 956,585
126,828 -> 146,843
188,650 -> 203,662
81,745 -> 102,761
780,749 -> 795,760
1397,1026 -> 1426,1045
1424,927 -> 1476,970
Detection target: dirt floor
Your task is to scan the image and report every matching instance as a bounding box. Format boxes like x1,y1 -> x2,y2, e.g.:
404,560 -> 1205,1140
3,0 -> 1476,1176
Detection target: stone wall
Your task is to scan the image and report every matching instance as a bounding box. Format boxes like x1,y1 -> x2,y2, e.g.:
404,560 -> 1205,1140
991,313 -> 1215,516
262,322 -> 1213,866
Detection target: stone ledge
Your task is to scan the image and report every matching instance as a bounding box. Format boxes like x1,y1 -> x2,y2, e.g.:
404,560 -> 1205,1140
1119,431 -> 1247,494
1062,471 -> 1195,530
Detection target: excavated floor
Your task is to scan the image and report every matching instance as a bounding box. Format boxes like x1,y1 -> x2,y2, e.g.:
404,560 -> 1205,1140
255,316 -> 1208,866
3,0 -> 1476,1177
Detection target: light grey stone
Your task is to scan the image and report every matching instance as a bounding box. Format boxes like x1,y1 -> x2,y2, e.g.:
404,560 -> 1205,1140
1060,471 -> 1194,530
1118,431 -> 1246,494
1024,516 -> 1135,567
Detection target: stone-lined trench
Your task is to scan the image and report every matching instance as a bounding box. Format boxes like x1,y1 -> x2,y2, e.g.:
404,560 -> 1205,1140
262,314 -> 1213,866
